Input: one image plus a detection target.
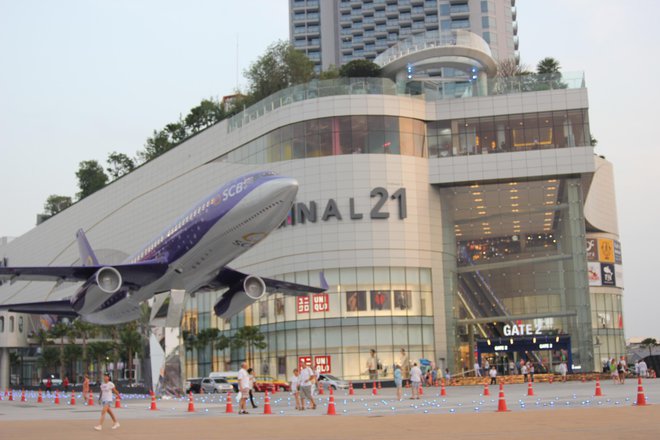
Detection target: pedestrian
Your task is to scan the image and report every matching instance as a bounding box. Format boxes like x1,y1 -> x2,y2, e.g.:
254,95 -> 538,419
521,362 -> 528,383
489,366 -> 497,385
366,349 -> 379,381
394,364 -> 403,401
444,368 -> 451,384
94,372 -> 120,431
63,376 -> 69,393
82,373 -> 90,401
508,360 -> 515,376
237,362 -> 250,414
559,361 -> 568,382
290,368 -> 301,410
639,359 -> 648,378
410,362 -> 422,399
617,358 -> 626,384
46,377 -> 52,394
299,361 -> 316,410
431,366 -> 438,385
610,358 -> 619,384
247,368 -> 258,409
474,361 -> 481,377
398,348 -> 410,379
529,362 -> 535,382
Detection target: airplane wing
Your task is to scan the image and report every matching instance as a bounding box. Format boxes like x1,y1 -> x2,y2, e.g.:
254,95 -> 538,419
0,299 -> 78,317
209,267 -> 326,295
0,261 -> 169,286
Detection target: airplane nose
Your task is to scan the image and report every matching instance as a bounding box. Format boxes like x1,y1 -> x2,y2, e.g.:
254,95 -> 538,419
269,176 -> 299,202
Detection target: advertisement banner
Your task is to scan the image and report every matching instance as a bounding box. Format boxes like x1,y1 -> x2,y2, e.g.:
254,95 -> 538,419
297,295 -> 310,314
588,262 -> 602,286
586,239 -> 598,262
298,356 -> 312,368
614,240 -> 623,264
615,264 -> 624,288
312,293 -> 329,312
598,239 -> 615,263
601,263 -> 616,286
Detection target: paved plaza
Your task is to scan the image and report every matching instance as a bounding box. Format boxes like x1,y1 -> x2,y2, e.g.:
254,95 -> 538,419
1,379 -> 659,439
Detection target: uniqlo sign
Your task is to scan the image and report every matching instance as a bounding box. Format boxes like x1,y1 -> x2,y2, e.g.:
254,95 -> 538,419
297,296 -> 310,313
298,356 -> 312,368
312,294 -> 329,312
314,356 -> 331,373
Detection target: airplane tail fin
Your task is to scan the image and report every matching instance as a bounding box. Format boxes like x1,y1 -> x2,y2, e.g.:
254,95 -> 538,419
76,229 -> 99,266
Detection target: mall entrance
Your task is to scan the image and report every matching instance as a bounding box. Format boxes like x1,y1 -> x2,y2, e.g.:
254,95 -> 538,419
475,334 -> 572,375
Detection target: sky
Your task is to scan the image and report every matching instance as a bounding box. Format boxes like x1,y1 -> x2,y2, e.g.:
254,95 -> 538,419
0,1 -> 658,338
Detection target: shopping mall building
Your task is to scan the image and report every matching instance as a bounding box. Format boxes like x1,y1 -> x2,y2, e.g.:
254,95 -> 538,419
0,31 -> 624,384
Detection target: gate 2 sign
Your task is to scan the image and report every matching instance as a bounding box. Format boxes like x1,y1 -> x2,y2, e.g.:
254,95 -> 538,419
502,323 -> 542,336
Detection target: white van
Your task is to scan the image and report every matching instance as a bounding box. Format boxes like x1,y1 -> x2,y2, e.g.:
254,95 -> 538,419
209,371 -> 239,391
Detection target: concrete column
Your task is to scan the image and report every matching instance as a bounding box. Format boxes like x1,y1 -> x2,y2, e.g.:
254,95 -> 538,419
0,347 -> 10,390
477,71 -> 488,97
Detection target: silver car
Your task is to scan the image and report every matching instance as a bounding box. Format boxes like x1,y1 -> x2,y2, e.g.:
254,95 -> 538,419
318,374 -> 349,390
200,377 -> 233,393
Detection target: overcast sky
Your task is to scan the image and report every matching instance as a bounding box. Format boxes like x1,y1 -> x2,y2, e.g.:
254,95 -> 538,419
0,1 -> 658,338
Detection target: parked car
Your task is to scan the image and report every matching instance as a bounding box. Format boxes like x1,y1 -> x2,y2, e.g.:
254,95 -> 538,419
209,371 -> 239,391
318,374 -> 349,390
253,375 -> 291,392
185,377 -> 202,394
200,377 -> 233,394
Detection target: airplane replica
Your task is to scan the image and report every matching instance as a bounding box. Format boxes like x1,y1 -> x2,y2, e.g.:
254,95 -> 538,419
0,171 -> 325,325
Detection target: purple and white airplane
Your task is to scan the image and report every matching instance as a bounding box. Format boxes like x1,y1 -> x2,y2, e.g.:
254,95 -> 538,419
0,171 -> 325,325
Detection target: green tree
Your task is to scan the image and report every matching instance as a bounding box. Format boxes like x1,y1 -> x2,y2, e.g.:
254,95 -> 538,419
76,160 -> 108,200
244,40 -> 315,103
33,329 -> 52,380
138,129 -> 174,163
119,323 -> 142,383
43,195 -> 73,218
184,99 -> 225,134
88,341 -> 116,377
496,58 -> 530,77
106,152 -> 136,180
49,321 -> 71,379
38,346 -> 60,377
164,120 -> 188,143
640,338 -> 658,358
230,326 -> 267,365
536,57 -> 561,74
72,320 -> 98,373
339,59 -> 381,78
318,65 -> 340,80
63,344 -> 82,381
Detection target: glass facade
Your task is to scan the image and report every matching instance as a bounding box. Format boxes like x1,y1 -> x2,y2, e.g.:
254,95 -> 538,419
183,267 -> 434,381
440,177 -> 596,373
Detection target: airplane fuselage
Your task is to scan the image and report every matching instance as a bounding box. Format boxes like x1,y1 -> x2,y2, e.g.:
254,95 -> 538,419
76,172 -> 298,324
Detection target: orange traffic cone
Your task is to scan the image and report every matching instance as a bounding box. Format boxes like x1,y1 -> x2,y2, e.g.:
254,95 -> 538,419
483,382 -> 490,396
348,382 -> 354,395
54,391 -> 60,405
497,383 -> 510,412
419,384 -> 424,396
635,377 -> 648,406
263,391 -> 272,415
37,390 -> 43,403
549,375 -> 554,384
21,389 -> 26,402
594,379 -> 603,397
372,381 -> 377,396
88,392 -> 94,406
440,380 -> 446,396
70,393 -> 76,406
8,389 -> 13,401
150,393 -> 158,410
272,385 -> 277,395
527,380 -> 534,396
115,393 -> 121,408
326,387 -> 337,415
582,374 -> 586,383
187,392 -> 195,412
225,391 -> 234,413
318,382 -> 324,395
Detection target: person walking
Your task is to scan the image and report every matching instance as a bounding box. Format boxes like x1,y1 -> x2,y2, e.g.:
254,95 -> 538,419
247,368 -> 258,409
393,364 -> 403,401
63,376 -> 69,393
366,349 -> 379,381
45,377 -> 52,394
521,362 -> 528,383
398,348 -> 410,379
237,362 -> 250,414
529,362 -> 535,382
299,361 -> 316,410
82,373 -> 90,401
489,366 -> 498,385
94,373 -> 120,431
290,368 -> 301,410
474,361 -> 481,377
410,362 -> 422,400
558,361 -> 568,382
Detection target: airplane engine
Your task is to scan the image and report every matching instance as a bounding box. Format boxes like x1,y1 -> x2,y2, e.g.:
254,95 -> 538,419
213,275 -> 268,318
95,267 -> 122,294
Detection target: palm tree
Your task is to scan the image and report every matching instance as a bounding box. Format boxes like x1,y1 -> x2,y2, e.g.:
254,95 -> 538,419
33,329 -> 52,380
49,321 -> 71,379
88,341 -> 116,379
230,326 -> 267,366
63,344 -> 82,382
119,323 -> 142,383
38,346 -> 60,380
72,320 -> 98,373
536,57 -> 561,75
640,338 -> 658,358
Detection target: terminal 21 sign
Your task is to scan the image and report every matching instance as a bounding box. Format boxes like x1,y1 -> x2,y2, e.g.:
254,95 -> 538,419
281,187 -> 407,227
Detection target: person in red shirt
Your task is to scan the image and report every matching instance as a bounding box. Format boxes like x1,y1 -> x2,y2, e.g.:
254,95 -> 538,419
63,377 -> 69,392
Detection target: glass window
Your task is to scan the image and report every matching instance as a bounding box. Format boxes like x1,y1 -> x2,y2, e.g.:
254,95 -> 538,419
9,316 -> 14,332
482,16 -> 489,28
0,316 -> 4,332
481,1 -> 488,12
